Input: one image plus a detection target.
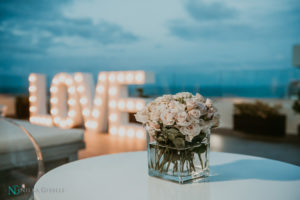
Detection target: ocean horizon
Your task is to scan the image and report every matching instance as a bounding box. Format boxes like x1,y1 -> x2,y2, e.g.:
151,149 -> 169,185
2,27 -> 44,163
1,67 -> 299,98
0,84 -> 290,99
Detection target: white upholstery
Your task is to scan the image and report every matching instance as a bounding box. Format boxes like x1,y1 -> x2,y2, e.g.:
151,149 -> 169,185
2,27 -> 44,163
0,119 -> 84,153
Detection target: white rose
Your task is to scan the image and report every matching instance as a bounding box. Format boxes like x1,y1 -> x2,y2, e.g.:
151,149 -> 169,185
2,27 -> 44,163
197,102 -> 207,111
185,99 -> 197,111
174,92 -> 192,99
162,94 -> 173,100
176,111 -> 192,126
160,110 -> 175,125
195,93 -> 205,102
168,100 -> 185,112
188,109 -> 201,119
205,98 -> 213,107
145,124 -> 156,137
135,109 -> 148,124
207,112 -> 213,119
155,95 -> 173,103
149,121 -> 161,131
206,107 -> 216,119
179,123 -> 202,142
150,110 -> 160,122
146,102 -> 155,112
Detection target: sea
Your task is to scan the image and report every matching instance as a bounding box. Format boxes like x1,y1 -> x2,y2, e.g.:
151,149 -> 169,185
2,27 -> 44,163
0,68 -> 299,98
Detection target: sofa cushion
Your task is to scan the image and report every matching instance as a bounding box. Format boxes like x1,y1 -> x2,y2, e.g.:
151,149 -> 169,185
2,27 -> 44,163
0,119 -> 84,153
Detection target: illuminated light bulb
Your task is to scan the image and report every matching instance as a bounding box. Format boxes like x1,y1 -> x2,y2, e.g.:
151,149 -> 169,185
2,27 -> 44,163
68,110 -> 76,117
52,78 -> 59,85
118,128 -> 126,136
127,101 -> 134,110
66,78 -> 73,85
68,98 -> 76,106
74,74 -> 83,82
126,73 -> 133,82
85,120 -> 98,129
109,100 -> 116,108
99,74 -> 106,82
109,114 -> 117,122
29,86 -> 36,92
82,108 -> 90,116
66,118 -> 73,126
136,102 -> 144,110
135,73 -> 144,82
29,75 -> 36,82
51,108 -> 58,115
118,101 -> 125,110
96,86 -> 104,93
92,110 -> 100,117
50,86 -> 58,93
29,96 -> 36,102
53,117 -> 60,124
117,73 -> 124,82
29,106 -> 37,112
110,127 -> 117,135
80,97 -> 88,105
109,87 -> 117,96
108,74 -> 115,82
94,98 -> 102,106
127,128 -> 135,138
59,121 -> 67,128
68,87 -> 75,94
50,97 -> 58,104
77,86 -> 85,93
136,130 -> 144,139
59,75 -> 66,82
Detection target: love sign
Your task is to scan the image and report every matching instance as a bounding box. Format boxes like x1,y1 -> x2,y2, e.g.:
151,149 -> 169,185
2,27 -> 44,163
28,71 -> 154,138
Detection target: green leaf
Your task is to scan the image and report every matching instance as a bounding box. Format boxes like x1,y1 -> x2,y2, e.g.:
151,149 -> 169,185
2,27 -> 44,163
173,138 -> 185,148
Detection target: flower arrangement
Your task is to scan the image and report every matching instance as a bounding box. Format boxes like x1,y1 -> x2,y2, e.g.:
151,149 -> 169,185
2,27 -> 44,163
135,92 -> 220,183
292,91 -> 300,114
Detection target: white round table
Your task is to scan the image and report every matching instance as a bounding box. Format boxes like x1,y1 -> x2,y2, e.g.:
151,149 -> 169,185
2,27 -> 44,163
34,152 -> 300,200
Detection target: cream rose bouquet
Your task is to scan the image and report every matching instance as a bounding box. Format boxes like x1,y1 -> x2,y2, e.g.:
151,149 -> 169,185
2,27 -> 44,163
135,92 -> 220,182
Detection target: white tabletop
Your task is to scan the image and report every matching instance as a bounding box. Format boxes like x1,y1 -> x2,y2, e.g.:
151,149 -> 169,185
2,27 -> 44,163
34,152 -> 300,200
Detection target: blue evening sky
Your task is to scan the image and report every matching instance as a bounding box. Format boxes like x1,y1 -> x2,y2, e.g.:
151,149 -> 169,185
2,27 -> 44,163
0,0 -> 299,96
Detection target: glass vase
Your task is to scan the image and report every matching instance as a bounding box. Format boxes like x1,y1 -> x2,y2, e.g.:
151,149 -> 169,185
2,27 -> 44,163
147,131 -> 210,184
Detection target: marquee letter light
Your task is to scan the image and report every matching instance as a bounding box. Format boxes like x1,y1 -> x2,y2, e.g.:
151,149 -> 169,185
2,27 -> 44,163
28,70 -> 155,135
74,72 -> 108,132
29,73 -> 53,126
108,71 -> 154,139
50,73 -> 82,128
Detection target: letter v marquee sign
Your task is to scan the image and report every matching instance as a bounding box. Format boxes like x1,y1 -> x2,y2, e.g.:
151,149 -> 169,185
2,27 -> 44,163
28,71 -> 154,139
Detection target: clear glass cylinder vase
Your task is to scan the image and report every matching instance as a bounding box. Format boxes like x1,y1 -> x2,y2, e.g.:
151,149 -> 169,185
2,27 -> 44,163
147,131 -> 210,184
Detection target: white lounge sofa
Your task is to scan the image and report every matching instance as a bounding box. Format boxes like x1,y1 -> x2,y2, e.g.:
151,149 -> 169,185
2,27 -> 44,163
0,119 -> 85,171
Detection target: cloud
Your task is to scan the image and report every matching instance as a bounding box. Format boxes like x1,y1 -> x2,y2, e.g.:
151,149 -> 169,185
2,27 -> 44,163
167,0 -> 249,40
184,0 -> 238,21
266,0 -> 300,39
168,0 -> 300,41
168,20 -> 255,40
0,0 -> 138,57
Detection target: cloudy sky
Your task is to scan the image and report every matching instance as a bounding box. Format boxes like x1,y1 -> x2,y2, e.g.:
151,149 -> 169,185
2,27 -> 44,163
0,0 -> 299,94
